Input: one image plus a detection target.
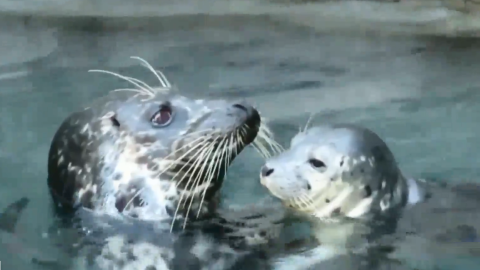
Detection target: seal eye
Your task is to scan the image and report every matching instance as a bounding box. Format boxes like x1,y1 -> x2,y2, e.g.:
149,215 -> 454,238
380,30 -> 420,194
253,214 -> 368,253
309,158 -> 326,169
151,104 -> 173,127
110,115 -> 121,127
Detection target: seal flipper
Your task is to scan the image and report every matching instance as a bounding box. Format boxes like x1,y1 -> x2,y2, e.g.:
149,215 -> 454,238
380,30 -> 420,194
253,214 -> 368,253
0,197 -> 29,233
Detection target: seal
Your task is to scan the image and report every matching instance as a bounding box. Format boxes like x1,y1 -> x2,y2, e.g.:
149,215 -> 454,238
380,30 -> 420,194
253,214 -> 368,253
47,56 -> 281,228
260,123 -> 411,222
260,123 -> 480,270
46,57 -> 288,270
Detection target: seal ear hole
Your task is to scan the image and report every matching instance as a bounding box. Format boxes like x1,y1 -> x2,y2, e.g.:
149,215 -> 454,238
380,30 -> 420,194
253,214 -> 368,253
151,103 -> 174,127
309,158 -> 326,169
110,115 -> 121,127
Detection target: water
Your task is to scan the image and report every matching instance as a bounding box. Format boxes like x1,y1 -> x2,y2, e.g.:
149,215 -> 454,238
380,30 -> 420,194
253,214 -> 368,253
0,6 -> 480,270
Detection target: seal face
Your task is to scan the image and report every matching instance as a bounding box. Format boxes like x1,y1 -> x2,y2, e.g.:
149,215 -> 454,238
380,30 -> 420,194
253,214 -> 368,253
260,123 -> 408,220
47,57 -> 276,227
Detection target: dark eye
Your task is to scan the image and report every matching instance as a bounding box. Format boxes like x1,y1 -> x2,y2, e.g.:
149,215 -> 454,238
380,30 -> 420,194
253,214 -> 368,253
150,104 -> 174,127
110,115 -> 121,127
309,158 -> 326,169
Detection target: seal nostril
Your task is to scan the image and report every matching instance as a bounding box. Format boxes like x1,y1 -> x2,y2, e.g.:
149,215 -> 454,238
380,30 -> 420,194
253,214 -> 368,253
233,103 -> 248,112
233,103 -> 260,124
261,166 -> 274,177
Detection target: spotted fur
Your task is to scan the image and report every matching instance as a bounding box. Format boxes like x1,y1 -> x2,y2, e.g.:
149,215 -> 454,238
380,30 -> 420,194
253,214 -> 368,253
46,57 -> 285,270
259,124 -> 416,269
260,124 -> 480,270
261,124 -> 409,222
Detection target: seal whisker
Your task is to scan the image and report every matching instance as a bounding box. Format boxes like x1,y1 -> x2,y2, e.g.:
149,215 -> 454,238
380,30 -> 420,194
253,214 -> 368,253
259,126 -> 284,154
196,135 -> 229,218
154,135 -> 212,178
171,141 -> 213,189
253,123 -> 284,157
233,130 -> 240,157
123,137 -> 211,213
183,138 -> 215,229
184,137 -> 227,228
130,56 -> 171,89
241,127 -> 268,159
254,137 -> 272,159
111,88 -> 150,97
88,69 -> 155,98
171,140 -> 218,230
163,136 -> 209,164
155,70 -> 171,88
303,112 -> 316,133
170,144 -> 211,231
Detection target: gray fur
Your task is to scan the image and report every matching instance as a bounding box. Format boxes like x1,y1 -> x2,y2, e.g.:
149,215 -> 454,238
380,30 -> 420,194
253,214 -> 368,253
261,124 -> 408,221
46,58 -> 285,270
262,124 -> 480,270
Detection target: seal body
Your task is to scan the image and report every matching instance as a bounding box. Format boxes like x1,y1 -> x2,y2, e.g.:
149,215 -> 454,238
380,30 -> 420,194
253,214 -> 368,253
260,124 -> 480,270
46,58 -> 286,270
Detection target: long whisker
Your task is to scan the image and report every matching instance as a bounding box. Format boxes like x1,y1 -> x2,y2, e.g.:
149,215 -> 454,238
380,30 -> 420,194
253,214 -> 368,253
303,112 -> 316,133
89,56 -> 173,102
196,135 -> 229,218
171,141 -> 216,231
88,69 -> 154,96
155,135 -> 213,177
123,137 -> 210,212
182,137 -> 220,229
130,56 -> 170,89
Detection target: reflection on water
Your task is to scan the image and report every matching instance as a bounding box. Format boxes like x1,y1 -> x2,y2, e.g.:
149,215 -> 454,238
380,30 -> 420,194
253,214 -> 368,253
0,12 -> 480,270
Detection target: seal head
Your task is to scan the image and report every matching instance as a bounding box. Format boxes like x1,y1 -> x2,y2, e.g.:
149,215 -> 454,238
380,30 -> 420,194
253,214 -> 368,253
260,124 -> 408,220
47,57 -> 274,226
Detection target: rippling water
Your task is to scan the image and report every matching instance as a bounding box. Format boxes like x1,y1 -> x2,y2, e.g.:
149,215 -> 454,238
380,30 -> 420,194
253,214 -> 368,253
1,7 -> 480,270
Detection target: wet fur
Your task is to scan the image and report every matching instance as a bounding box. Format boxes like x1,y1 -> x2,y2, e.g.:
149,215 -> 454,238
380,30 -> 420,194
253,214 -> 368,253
46,57 -> 286,270
262,124 -> 480,270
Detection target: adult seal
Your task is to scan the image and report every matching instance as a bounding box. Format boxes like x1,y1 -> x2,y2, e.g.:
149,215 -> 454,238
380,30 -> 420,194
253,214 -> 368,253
260,124 -> 480,270
46,57 -> 286,270
48,56 -> 278,223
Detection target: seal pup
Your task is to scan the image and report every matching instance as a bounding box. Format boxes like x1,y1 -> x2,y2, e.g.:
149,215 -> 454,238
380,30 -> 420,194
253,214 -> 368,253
47,57 -> 286,270
260,123 -> 480,270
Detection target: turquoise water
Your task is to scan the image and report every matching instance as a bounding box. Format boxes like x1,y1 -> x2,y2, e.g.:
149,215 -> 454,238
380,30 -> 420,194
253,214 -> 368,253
0,14 -> 480,269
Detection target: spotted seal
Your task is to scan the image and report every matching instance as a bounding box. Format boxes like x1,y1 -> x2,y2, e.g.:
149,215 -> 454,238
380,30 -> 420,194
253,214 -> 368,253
46,57 -> 286,270
260,124 -> 413,223
260,123 -> 480,270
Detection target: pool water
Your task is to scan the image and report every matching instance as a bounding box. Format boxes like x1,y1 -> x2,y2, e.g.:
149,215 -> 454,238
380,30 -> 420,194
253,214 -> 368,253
1,13 -> 480,270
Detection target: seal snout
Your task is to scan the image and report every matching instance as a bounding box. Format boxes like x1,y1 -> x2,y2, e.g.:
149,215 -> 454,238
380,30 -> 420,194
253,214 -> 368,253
233,102 -> 260,125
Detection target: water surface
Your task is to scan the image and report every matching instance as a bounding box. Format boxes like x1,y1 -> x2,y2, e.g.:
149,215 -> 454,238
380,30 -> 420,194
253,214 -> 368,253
0,14 -> 480,270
